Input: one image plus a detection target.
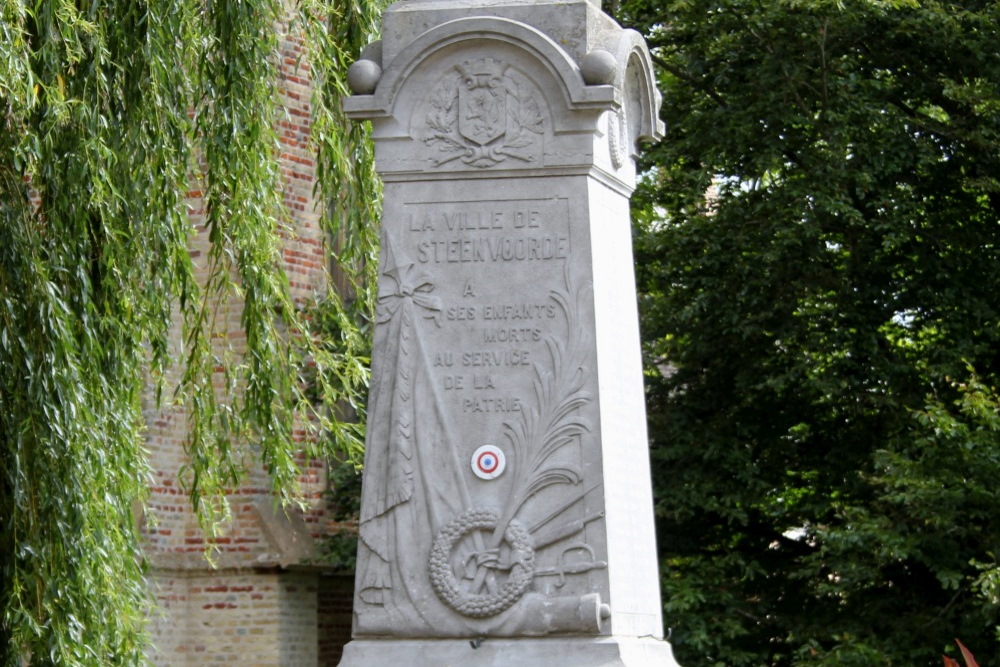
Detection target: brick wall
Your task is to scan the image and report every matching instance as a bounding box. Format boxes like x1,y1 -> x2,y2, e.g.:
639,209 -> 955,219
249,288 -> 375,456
317,574 -> 355,665
142,11 -> 357,666
147,570 -> 354,666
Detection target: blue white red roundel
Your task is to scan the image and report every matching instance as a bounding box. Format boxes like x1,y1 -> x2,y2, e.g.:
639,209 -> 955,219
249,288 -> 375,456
471,445 -> 506,480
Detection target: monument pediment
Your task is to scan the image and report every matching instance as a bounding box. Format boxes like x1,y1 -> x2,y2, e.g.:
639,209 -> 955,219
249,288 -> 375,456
345,12 -> 662,181
344,17 -> 616,116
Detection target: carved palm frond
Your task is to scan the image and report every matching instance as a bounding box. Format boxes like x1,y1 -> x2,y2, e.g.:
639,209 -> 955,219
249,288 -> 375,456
493,277 -> 593,544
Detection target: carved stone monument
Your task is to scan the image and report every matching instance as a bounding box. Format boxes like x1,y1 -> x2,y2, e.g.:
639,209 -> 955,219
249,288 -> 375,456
340,0 -> 679,664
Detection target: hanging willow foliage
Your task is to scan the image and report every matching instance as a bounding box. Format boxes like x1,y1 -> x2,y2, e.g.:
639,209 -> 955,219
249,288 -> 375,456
0,0 -> 381,661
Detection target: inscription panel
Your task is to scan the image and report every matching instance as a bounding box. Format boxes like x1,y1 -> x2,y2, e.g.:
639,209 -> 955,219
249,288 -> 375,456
358,192 -> 606,635
401,197 -> 570,460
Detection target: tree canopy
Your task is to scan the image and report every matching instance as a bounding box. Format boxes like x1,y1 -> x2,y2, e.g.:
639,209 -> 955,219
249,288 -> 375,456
0,0 -> 380,662
617,0 -> 1000,664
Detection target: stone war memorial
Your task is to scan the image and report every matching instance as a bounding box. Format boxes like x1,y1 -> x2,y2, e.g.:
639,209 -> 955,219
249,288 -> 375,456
340,0 -> 679,664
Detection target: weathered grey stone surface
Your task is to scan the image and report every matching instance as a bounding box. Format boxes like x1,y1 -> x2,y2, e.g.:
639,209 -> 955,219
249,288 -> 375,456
340,0 -> 678,663
341,637 -> 675,666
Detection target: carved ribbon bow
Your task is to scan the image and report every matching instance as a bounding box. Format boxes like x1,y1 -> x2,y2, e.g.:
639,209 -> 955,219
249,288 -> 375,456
376,263 -> 442,326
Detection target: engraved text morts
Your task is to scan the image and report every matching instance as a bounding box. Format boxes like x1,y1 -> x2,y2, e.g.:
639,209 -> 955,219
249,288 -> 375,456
341,0 -> 679,664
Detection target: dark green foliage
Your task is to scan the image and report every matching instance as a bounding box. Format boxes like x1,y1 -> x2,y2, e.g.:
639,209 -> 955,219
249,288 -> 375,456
312,462 -> 363,571
616,1 -> 1000,664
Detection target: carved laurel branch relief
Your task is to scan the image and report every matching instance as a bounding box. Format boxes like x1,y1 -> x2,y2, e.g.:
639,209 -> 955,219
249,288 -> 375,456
608,108 -> 627,169
424,59 -> 545,169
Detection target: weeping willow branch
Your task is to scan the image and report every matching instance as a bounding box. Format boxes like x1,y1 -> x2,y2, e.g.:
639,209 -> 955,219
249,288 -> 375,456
0,0 -> 383,662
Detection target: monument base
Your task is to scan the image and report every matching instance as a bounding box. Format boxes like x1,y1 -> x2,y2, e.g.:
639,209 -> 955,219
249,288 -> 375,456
339,636 -> 681,666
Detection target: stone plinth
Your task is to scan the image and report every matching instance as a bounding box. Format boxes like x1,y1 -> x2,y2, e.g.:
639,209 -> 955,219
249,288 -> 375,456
340,1 -> 678,664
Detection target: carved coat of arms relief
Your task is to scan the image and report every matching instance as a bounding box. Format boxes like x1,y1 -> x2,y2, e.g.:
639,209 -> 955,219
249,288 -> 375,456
424,59 -> 545,169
